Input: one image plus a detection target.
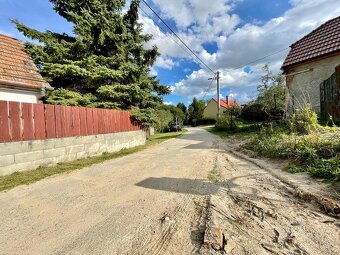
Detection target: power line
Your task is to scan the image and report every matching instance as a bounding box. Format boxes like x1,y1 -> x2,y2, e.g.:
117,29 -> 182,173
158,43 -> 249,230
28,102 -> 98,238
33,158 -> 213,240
141,0 -> 215,75
202,76 -> 215,99
233,47 -> 290,70
138,6 -> 202,67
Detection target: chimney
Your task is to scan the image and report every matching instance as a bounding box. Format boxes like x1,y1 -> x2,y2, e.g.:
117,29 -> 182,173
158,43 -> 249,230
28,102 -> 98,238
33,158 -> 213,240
226,95 -> 229,105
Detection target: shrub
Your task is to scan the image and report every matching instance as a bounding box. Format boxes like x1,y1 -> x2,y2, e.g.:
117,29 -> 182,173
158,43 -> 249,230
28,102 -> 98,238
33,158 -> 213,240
287,105 -> 318,135
215,115 -> 238,131
201,118 -> 217,125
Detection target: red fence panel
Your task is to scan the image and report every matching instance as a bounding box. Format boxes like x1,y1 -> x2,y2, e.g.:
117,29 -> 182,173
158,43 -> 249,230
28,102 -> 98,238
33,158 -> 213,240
54,105 -> 64,138
64,106 -> 73,137
0,101 -> 142,143
86,108 -> 94,135
79,107 -> 87,136
72,107 -> 80,137
34,103 -> 46,140
9,101 -> 22,141
45,104 -> 56,139
92,108 -> 99,135
0,101 -> 10,143
22,103 -> 34,141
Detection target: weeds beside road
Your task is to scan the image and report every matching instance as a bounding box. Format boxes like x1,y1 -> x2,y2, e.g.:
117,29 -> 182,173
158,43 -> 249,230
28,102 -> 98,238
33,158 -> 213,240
206,124 -> 340,184
0,130 -> 186,192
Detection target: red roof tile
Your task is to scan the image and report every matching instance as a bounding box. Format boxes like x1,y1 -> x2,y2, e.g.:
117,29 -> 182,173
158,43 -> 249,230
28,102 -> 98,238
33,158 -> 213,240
282,16 -> 340,70
213,98 -> 237,109
0,34 -> 50,90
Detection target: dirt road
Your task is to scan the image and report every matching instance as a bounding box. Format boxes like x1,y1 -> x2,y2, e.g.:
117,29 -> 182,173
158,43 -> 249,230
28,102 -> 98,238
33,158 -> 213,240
0,128 -> 339,255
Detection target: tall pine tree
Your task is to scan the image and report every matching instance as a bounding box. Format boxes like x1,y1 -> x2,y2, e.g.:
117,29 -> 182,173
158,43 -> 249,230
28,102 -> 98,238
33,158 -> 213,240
13,0 -> 170,109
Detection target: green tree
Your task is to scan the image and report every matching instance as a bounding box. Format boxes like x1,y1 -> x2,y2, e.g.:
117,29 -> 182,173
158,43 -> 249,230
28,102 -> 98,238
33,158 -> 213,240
242,65 -> 285,122
160,105 -> 185,124
177,102 -> 187,114
155,109 -> 173,132
13,0 -> 170,110
188,97 -> 206,126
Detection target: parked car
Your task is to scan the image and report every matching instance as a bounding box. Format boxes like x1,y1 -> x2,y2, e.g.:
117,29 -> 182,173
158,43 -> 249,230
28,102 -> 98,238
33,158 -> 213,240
168,121 -> 182,132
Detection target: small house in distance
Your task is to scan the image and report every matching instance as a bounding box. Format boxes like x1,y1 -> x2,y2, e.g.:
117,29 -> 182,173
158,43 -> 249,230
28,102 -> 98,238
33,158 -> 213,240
0,34 -> 52,103
203,96 -> 237,119
281,16 -> 340,119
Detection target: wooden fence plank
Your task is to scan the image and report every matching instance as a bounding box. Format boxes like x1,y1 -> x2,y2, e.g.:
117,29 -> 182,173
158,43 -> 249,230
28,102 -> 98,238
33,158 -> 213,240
22,103 -> 34,141
79,107 -> 87,136
98,109 -> 104,134
104,109 -> 109,133
0,101 -> 10,142
45,105 -> 56,139
86,108 -> 94,135
72,107 -> 80,137
112,110 -> 117,133
54,105 -> 63,138
64,106 -> 73,137
9,101 -> 22,141
34,103 -> 46,140
92,109 -> 99,135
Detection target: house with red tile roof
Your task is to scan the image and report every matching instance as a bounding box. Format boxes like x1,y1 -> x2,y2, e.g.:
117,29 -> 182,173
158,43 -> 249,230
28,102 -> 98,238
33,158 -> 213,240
0,34 -> 52,103
281,16 -> 340,115
203,96 -> 238,119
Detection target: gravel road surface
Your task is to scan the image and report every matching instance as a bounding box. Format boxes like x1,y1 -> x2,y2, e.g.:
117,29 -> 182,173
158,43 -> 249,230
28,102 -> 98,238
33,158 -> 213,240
0,128 -> 338,255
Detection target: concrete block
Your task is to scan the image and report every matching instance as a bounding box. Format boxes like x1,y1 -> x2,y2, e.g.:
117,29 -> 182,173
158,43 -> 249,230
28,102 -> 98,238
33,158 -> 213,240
65,145 -> 85,155
85,143 -> 101,155
0,155 -> 15,167
76,151 -> 88,160
0,161 -> 36,176
29,139 -> 55,151
0,142 -> 30,156
15,151 -> 44,164
63,153 -> 77,162
54,137 -> 81,148
43,147 -> 66,158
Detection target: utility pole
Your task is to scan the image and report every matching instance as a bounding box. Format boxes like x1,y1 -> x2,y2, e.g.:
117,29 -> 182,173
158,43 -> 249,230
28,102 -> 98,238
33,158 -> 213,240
208,71 -> 221,118
216,71 -> 221,117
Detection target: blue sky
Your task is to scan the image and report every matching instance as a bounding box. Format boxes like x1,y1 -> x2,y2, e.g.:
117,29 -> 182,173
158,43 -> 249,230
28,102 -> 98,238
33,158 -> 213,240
1,0 -> 339,106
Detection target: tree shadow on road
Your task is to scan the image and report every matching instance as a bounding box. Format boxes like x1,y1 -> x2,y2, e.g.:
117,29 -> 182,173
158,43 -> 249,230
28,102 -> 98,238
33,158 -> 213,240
135,177 -> 221,196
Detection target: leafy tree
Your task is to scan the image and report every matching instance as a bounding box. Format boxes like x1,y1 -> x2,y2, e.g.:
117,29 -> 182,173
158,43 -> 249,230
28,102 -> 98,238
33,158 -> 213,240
13,0 -> 170,110
242,65 -> 285,122
177,102 -> 187,114
154,109 -> 173,132
188,97 -> 206,126
257,64 -> 273,95
160,105 -> 185,124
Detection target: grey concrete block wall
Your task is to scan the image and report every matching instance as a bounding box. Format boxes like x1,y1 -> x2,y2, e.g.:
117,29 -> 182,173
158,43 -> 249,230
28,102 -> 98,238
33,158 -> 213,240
0,130 -> 146,176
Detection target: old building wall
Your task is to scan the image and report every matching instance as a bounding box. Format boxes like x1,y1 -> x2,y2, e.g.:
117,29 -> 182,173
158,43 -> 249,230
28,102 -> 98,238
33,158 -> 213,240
285,54 -> 340,114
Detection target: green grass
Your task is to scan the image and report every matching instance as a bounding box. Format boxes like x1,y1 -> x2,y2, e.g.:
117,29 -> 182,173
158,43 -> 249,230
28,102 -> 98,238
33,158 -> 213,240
206,121 -> 340,184
205,124 -> 259,140
243,131 -> 340,184
0,130 -> 187,192
208,165 -> 222,182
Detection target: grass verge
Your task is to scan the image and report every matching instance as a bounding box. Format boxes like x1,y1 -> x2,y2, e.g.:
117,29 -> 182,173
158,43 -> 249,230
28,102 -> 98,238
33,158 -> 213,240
204,125 -> 258,140
0,130 -> 187,192
206,124 -> 340,184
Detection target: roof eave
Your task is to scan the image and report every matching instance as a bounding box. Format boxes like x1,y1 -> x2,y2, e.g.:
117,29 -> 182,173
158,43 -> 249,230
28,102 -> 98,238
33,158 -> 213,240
0,79 -> 52,92
281,50 -> 340,72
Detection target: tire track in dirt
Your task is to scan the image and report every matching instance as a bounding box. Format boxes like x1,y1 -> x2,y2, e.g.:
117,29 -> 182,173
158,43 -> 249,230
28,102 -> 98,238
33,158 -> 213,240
201,148 -> 340,255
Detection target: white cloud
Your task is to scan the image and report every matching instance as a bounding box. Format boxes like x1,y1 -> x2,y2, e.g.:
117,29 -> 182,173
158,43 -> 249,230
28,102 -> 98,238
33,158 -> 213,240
139,0 -> 340,102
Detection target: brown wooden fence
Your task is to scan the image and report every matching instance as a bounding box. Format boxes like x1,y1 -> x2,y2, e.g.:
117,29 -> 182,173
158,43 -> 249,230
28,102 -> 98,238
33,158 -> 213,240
320,65 -> 340,121
0,101 -> 142,143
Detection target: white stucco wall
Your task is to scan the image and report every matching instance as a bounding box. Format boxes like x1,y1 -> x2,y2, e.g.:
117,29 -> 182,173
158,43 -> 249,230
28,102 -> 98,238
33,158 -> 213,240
0,88 -> 40,103
285,54 -> 340,114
